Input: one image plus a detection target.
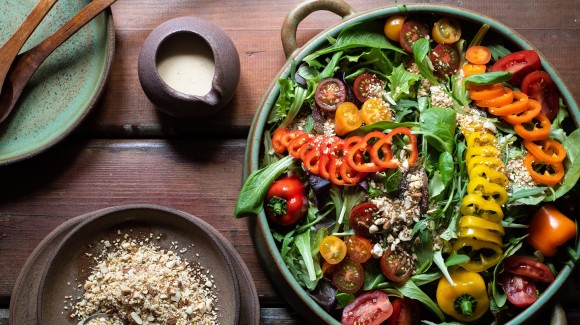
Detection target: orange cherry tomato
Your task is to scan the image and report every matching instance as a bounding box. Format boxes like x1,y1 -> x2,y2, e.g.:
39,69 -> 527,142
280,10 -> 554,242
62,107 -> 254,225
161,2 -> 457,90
345,235 -> 372,263
475,87 -> 514,108
527,204 -> 577,257
523,138 -> 567,164
503,98 -> 542,124
465,45 -> 492,65
432,17 -> 462,44
462,63 -> 487,77
384,15 -> 406,42
488,91 -> 529,116
361,97 -> 392,125
320,235 -> 347,265
335,102 -> 362,136
523,152 -> 565,186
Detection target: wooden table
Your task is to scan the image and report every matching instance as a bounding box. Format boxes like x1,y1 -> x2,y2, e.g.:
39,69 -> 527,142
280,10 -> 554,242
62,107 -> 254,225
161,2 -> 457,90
0,0 -> 578,324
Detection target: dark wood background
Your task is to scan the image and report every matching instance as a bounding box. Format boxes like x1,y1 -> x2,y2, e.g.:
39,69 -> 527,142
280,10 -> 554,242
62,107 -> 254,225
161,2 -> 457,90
0,0 -> 578,324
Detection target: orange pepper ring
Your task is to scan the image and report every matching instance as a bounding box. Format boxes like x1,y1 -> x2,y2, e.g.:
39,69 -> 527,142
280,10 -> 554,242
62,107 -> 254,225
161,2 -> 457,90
503,98 -> 542,124
523,152 -> 565,186
345,131 -> 387,173
488,91 -> 529,116
524,139 -> 567,164
475,87 -> 513,108
468,82 -> 504,100
514,113 -> 552,141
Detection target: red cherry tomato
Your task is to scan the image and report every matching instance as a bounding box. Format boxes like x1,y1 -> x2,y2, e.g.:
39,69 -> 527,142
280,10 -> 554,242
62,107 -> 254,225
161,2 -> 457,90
521,70 -> 560,120
332,258 -> 365,294
380,248 -> 413,283
264,174 -> 307,226
353,73 -> 385,103
342,290 -> 393,325
315,77 -> 346,112
430,43 -> 460,76
388,298 -> 421,325
503,256 -> 555,283
349,202 -> 379,237
345,235 -> 372,263
501,273 -> 538,308
490,50 -> 541,86
399,20 -> 429,53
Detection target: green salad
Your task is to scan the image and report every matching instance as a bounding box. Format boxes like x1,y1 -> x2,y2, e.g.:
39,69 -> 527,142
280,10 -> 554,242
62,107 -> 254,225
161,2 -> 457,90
235,10 -> 579,325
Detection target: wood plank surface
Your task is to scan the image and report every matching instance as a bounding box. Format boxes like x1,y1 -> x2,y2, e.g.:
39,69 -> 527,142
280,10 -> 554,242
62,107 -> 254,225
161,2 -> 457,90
0,0 -> 578,324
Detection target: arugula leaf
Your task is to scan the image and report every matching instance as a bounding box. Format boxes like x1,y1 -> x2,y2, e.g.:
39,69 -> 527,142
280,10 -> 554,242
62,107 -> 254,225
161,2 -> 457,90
387,64 -> 421,101
433,250 -> 456,286
234,155 -> 295,218
394,280 -> 446,321
419,107 -> 457,153
412,38 -> 439,86
487,43 -> 511,61
445,252 -> 470,266
359,121 -> 418,133
439,151 -> 454,186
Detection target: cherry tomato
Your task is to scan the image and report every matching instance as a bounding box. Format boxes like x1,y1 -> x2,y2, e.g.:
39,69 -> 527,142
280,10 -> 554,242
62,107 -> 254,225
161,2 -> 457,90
345,235 -> 372,263
332,258 -> 365,294
503,256 -> 555,283
334,102 -> 363,136
384,15 -> 406,42
315,77 -> 346,112
399,20 -> 429,53
501,273 -> 538,308
388,298 -> 421,325
320,235 -> 347,265
430,43 -> 460,76
490,50 -> 541,86
264,174 -> 307,226
342,290 -> 393,325
349,202 -> 379,237
521,70 -> 560,120
465,45 -> 492,65
361,97 -> 392,125
353,72 -> 385,103
380,248 -> 413,283
432,17 -> 462,44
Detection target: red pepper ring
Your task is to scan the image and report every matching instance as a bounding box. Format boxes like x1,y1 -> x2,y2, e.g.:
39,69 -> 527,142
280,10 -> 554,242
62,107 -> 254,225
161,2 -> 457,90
287,133 -> 313,158
329,155 -> 346,186
503,98 -> 542,125
271,128 -> 289,153
372,127 -> 418,168
279,129 -> 305,149
302,148 -> 322,175
514,113 -> 552,141
488,91 -> 529,116
345,131 -> 388,173
318,154 -> 331,179
340,161 -> 367,185
524,139 -> 567,165
523,152 -> 565,186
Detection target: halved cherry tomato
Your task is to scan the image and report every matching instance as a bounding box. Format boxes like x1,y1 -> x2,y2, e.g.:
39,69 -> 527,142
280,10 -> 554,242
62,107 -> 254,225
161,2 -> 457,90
399,20 -> 429,53
388,298 -> 421,325
342,290 -> 393,325
430,43 -> 460,76
345,235 -> 372,263
465,45 -> 492,65
523,138 -> 567,164
315,78 -> 346,112
384,15 -> 406,42
501,273 -> 537,308
521,70 -> 560,120
349,202 -> 379,237
320,235 -> 347,265
380,248 -> 413,283
527,204 -> 577,257
461,63 -> 487,77
335,102 -> 363,136
353,73 -> 385,103
490,50 -> 542,86
503,256 -> 555,283
432,17 -> 462,44
264,174 -> 308,226
361,97 -> 392,125
271,128 -> 289,153
332,258 -> 365,294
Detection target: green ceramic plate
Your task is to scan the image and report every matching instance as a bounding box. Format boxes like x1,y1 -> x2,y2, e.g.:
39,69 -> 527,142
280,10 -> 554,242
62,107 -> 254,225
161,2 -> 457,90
0,0 -> 115,165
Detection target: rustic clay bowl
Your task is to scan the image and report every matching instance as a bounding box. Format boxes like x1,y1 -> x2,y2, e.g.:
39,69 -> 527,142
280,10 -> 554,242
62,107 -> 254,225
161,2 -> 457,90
138,17 -> 240,118
244,1 -> 579,324
37,204 -> 240,324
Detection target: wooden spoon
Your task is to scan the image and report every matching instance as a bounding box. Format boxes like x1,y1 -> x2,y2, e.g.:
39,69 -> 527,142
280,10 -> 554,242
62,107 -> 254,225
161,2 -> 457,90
0,0 -> 59,98
0,0 -> 118,124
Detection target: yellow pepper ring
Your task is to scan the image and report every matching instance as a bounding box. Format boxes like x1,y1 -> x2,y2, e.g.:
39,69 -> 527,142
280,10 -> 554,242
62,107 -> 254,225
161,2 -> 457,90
452,237 -> 503,272
465,145 -> 501,166
460,194 -> 504,223
466,132 -> 497,148
467,156 -> 505,175
468,165 -> 509,188
458,227 -> 504,247
459,215 -> 505,235
467,176 -> 508,206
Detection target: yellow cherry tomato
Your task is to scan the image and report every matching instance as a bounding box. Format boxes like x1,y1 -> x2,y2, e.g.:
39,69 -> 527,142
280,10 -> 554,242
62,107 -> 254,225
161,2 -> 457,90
384,15 -> 405,42
361,97 -> 392,125
432,17 -> 462,44
334,102 -> 362,136
319,235 -> 347,265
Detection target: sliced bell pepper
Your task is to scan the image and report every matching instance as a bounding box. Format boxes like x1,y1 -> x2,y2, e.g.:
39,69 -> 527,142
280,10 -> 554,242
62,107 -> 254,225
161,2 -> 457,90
460,194 -> 504,223
513,113 -> 551,141
452,237 -> 503,272
287,133 -> 313,158
272,128 -> 289,153
466,156 -> 505,175
459,215 -> 505,236
345,131 -> 387,173
488,91 -> 529,116
475,87 -> 513,108
466,132 -> 497,148
467,83 -> 504,101
503,98 -> 542,124
465,145 -> 500,166
458,226 -> 504,247
523,152 -> 565,186
468,165 -> 509,188
371,127 -> 418,169
523,138 -> 567,164
467,176 -> 508,206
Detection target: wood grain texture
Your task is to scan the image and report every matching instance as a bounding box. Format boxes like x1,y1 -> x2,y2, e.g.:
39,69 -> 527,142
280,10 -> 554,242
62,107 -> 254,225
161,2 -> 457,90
0,0 -> 579,323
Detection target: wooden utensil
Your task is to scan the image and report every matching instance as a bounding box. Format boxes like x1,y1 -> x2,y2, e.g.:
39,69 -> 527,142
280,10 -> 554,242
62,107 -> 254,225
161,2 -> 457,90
0,0 -> 58,98
0,0 -> 118,124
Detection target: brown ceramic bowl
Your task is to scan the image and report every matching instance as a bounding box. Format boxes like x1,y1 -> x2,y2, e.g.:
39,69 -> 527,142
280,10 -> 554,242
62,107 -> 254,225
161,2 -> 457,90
37,204 -> 240,324
138,17 -> 240,118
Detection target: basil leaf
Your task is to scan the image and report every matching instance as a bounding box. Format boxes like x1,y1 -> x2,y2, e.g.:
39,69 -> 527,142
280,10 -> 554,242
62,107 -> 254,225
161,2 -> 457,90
464,71 -> 512,86
412,38 -> 439,85
234,155 -> 295,218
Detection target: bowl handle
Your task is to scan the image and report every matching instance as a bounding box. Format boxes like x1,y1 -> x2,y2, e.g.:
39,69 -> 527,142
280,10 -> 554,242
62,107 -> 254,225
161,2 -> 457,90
281,0 -> 356,57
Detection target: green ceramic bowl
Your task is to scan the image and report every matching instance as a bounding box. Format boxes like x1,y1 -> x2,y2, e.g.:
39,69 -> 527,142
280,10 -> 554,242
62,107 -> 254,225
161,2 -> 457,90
244,1 -> 579,324
0,0 -> 115,165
